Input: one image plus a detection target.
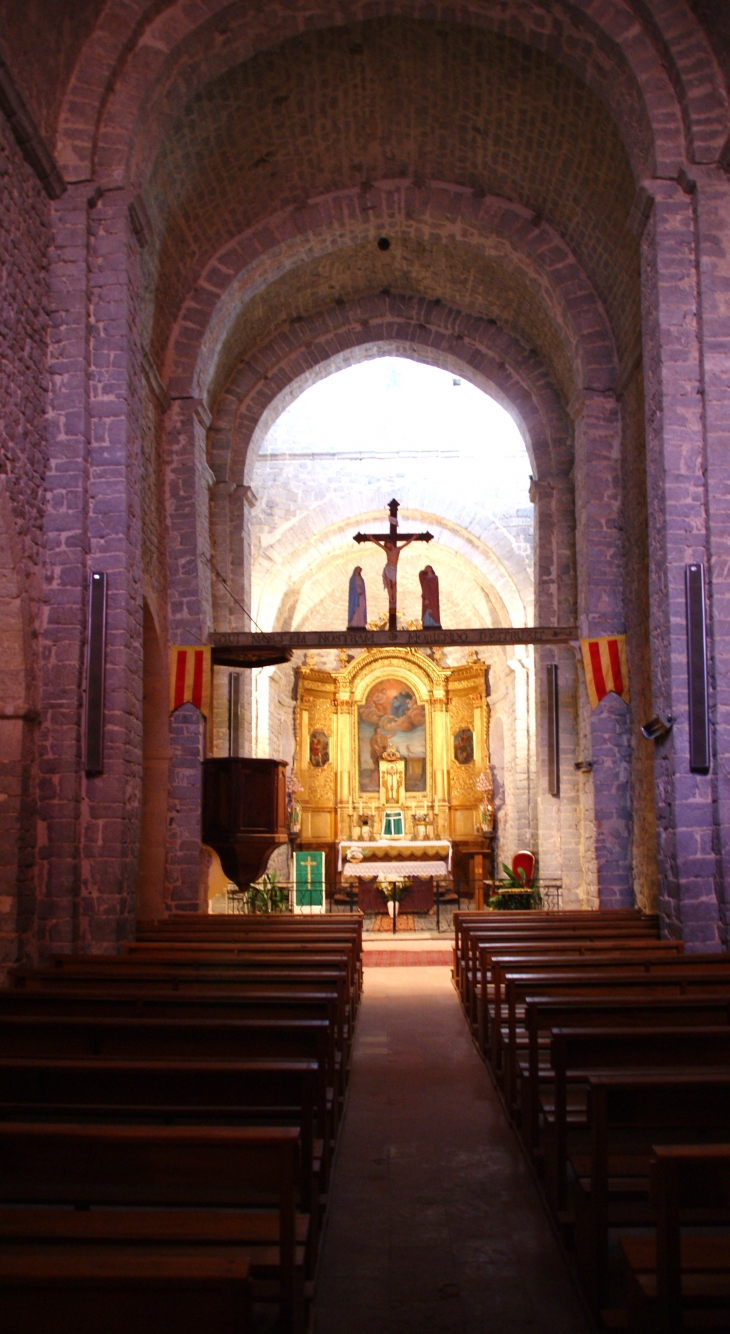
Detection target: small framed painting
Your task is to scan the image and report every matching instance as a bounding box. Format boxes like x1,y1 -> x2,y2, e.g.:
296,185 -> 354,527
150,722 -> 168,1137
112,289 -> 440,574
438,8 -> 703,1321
309,729 -> 330,767
453,727 -> 474,765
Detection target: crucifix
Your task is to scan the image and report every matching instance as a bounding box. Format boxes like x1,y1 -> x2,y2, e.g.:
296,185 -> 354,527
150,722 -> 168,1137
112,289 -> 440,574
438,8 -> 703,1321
354,499 -> 433,632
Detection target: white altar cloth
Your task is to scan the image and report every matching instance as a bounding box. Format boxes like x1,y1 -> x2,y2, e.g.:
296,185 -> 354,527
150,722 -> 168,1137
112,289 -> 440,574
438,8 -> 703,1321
341,859 -> 449,878
338,838 -> 452,874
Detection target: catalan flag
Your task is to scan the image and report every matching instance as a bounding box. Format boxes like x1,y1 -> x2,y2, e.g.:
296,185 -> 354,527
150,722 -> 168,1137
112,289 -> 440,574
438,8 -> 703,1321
580,635 -> 629,710
169,645 -> 212,719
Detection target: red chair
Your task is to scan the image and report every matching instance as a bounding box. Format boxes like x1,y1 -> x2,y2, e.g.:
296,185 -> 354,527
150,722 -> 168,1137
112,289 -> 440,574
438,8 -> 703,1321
511,850 -> 536,887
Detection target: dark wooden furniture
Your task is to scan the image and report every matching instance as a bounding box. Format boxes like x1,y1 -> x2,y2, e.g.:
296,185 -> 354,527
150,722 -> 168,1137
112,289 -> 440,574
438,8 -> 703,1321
202,758 -> 287,889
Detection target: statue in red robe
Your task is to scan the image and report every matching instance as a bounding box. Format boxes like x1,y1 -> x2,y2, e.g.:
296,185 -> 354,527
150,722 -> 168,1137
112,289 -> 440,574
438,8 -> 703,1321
419,565 -> 441,628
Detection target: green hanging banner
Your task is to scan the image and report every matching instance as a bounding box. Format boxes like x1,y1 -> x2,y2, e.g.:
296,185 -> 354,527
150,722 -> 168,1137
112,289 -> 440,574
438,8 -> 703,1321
294,850 -> 325,911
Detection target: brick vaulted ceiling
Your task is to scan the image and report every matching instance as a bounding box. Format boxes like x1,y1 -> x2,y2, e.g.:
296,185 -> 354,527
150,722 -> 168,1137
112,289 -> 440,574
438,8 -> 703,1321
140,17 -> 640,404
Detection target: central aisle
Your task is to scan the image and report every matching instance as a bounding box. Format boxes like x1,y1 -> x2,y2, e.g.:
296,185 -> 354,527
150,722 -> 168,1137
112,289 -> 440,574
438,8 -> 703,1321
313,965 -> 591,1334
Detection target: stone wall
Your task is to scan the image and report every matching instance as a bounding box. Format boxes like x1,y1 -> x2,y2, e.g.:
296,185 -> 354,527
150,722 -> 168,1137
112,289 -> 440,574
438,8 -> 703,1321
0,113 -> 50,964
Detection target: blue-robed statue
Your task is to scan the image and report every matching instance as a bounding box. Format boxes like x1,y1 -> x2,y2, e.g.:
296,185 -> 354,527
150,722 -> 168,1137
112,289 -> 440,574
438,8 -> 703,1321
348,566 -> 367,628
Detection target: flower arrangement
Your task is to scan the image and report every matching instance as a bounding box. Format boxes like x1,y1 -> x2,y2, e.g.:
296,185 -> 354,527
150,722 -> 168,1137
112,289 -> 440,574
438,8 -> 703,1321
375,873 -> 408,904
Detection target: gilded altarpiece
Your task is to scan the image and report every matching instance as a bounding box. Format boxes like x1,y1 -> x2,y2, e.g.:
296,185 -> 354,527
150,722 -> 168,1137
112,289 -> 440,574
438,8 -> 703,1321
293,649 -> 490,881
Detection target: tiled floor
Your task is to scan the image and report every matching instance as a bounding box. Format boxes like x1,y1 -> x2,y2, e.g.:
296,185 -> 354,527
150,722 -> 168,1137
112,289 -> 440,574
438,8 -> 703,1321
313,965 -> 592,1334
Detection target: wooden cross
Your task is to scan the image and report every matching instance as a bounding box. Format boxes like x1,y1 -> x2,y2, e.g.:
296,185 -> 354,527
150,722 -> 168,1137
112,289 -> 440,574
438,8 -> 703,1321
354,499 -> 433,631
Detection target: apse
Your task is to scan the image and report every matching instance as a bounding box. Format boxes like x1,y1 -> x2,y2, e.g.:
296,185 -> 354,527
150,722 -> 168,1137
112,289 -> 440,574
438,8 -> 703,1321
210,354 -> 546,887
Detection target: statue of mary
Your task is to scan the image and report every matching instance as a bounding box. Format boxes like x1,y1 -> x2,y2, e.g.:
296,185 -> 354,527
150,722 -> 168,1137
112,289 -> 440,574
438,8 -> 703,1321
348,566 -> 368,629
419,565 -> 441,629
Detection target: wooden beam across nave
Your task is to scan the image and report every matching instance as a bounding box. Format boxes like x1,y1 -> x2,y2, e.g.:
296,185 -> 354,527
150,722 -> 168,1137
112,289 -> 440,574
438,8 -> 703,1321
211,625 -> 578,666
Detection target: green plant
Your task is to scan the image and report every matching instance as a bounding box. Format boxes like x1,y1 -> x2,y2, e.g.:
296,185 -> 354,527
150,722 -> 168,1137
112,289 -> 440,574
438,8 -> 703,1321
246,870 -> 288,914
489,886 -> 543,911
501,861 -> 527,888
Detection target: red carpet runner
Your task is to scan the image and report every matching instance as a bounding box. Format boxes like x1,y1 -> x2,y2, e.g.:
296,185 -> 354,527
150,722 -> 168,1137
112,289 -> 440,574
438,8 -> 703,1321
363,950 -> 452,967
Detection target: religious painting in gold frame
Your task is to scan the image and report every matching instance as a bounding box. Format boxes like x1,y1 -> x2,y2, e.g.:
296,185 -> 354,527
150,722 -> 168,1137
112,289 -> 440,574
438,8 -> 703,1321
357,676 -> 427,794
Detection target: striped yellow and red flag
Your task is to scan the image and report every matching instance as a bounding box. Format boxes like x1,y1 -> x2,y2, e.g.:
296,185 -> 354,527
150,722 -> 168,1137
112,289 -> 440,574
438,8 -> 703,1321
580,635 -> 629,710
169,645 -> 212,719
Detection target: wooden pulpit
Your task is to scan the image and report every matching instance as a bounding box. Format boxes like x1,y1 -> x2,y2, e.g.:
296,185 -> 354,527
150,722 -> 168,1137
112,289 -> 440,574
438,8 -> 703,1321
202,758 -> 288,889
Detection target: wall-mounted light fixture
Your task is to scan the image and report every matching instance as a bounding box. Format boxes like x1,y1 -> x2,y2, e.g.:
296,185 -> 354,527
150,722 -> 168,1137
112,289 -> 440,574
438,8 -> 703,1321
641,715 -> 674,743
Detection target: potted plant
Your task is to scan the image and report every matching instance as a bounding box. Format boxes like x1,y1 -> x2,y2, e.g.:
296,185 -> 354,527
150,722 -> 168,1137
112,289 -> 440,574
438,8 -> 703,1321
488,864 -> 542,911
246,870 -> 288,915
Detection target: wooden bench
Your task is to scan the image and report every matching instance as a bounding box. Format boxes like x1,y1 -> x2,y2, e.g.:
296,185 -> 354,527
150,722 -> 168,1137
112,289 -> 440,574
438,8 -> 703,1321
470,937 -> 683,1035
0,1121 -> 303,1332
453,909 -> 656,992
462,924 -> 667,1016
519,994 -> 730,1161
571,1073 -> 730,1313
123,941 -> 361,1007
498,962 -> 730,1094
453,908 -> 653,983
0,1055 -> 320,1219
0,1246 -> 252,1334
0,1013 -> 336,1145
621,1144 -> 730,1333
546,1025 -> 730,1213
10,965 -> 352,1060
136,916 -> 364,986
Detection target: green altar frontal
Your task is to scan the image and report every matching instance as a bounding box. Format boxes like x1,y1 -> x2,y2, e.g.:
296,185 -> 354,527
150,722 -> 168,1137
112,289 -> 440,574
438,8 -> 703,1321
293,850 -> 325,912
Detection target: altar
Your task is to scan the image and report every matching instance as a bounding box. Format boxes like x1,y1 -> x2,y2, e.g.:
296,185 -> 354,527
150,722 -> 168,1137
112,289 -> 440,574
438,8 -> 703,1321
338,839 -> 452,879
290,645 -> 494,906
338,837 -> 452,913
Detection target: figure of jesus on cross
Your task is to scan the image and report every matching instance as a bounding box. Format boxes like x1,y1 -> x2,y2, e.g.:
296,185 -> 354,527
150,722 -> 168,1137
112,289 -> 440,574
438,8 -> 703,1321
354,500 -> 433,632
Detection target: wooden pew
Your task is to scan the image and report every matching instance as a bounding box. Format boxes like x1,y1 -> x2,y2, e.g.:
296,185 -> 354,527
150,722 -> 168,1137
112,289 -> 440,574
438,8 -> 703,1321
137,916 -> 364,985
0,1122 -> 303,1332
571,1073 -> 730,1312
0,1015 -> 336,1181
0,1247 -> 252,1334
453,908 -> 653,985
621,1144 -> 730,1333
546,1026 -> 730,1213
519,995 -> 730,1162
9,965 -> 352,1060
497,960 -> 730,1090
462,922 -> 666,1015
0,987 -> 347,1116
453,909 -> 656,992
123,940 -> 361,1008
471,936 -> 683,1035
0,1056 -> 320,1217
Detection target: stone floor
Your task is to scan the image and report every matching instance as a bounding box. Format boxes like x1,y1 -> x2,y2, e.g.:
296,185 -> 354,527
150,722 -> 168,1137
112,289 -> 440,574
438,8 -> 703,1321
313,965 -> 592,1334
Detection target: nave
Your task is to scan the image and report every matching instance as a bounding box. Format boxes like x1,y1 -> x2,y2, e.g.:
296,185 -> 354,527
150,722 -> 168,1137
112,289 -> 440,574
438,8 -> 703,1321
2,908 -> 730,1330
314,954 -> 590,1334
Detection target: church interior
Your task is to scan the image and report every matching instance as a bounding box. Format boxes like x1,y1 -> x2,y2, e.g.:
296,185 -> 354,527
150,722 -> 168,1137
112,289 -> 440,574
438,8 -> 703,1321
1,0 -> 730,1330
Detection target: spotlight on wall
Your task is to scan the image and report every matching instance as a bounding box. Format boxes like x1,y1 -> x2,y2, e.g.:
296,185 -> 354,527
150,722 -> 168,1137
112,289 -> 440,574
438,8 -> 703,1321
641,714 -> 674,743
573,760 -> 594,773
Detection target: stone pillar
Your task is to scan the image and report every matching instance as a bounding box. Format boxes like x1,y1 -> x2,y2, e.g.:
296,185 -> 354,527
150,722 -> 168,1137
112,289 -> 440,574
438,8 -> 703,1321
533,475 -> 584,905
574,392 -> 633,908
641,180 -> 723,947
36,183 -> 90,953
79,188 -> 141,948
37,185 -> 142,952
694,168 -> 730,946
165,397 -> 214,910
